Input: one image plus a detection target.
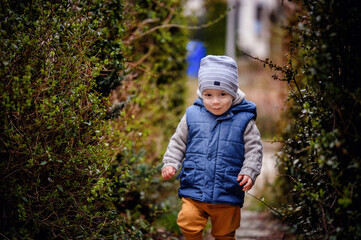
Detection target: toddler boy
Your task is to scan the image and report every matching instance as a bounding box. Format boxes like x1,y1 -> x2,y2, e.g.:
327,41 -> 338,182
162,55 -> 263,240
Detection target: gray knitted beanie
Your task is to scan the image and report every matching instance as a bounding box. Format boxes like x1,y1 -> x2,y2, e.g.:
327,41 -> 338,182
198,55 -> 239,98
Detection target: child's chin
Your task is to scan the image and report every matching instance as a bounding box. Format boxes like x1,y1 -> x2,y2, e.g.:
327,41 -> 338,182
211,111 -> 225,115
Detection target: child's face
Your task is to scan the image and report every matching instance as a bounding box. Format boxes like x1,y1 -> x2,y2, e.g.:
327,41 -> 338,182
202,89 -> 234,115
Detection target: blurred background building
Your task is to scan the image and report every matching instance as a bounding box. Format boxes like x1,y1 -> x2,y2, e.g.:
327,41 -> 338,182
185,0 -> 284,75
235,0 -> 280,59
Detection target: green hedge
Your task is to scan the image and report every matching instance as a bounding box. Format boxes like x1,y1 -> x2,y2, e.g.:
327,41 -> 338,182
275,0 -> 361,239
0,0 -> 187,238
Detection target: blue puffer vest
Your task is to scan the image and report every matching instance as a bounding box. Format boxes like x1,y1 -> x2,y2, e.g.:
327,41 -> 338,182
178,98 -> 257,207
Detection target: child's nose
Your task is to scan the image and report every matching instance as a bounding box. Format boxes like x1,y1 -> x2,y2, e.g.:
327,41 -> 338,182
212,97 -> 220,104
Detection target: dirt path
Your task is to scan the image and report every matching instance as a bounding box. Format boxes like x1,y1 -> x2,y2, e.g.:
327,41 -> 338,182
235,210 -> 289,240
203,209 -> 288,240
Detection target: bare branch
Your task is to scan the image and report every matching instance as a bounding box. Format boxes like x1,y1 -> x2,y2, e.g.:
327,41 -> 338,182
246,191 -> 284,217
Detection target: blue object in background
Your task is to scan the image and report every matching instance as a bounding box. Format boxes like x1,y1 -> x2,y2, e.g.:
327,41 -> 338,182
186,41 -> 206,78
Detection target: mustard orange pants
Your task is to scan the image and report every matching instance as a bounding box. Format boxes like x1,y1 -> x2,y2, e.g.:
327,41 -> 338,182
177,197 -> 241,240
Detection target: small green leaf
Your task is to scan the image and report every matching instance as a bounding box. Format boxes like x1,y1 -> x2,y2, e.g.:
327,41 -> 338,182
57,185 -> 64,192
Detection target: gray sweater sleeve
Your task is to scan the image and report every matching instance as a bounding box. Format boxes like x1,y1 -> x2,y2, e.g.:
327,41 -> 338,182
239,119 -> 263,184
162,114 -> 188,172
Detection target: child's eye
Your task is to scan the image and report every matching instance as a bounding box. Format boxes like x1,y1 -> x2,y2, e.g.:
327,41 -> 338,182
204,94 -> 212,97
220,93 -> 227,96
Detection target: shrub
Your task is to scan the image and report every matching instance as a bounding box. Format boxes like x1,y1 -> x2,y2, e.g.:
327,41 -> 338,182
0,0 -> 187,238
273,0 -> 361,239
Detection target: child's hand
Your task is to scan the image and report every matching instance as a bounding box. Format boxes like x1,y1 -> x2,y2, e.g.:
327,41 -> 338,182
237,175 -> 253,191
162,166 -> 176,180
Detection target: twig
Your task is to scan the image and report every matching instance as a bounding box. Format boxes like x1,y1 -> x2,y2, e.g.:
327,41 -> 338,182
127,4 -> 233,43
163,1 -> 179,25
241,50 -> 304,106
246,191 -> 284,217
240,51 -> 269,65
319,203 -> 329,236
264,139 -> 285,143
128,45 -> 154,67
0,233 -> 10,240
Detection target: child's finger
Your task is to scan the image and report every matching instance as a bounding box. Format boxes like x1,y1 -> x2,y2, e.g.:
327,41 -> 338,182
162,170 -> 167,179
168,170 -> 174,177
237,175 -> 243,181
162,167 -> 175,180
163,173 -> 171,180
162,169 -> 170,179
238,176 -> 248,186
243,179 -> 253,191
